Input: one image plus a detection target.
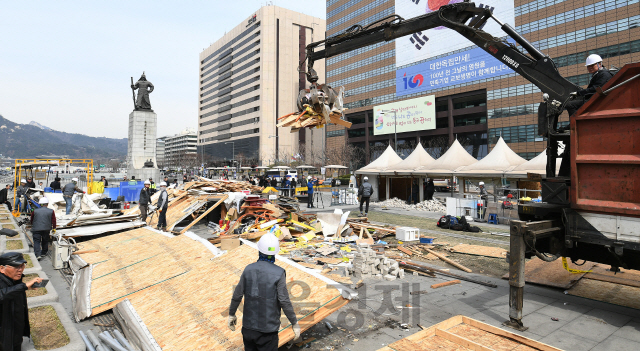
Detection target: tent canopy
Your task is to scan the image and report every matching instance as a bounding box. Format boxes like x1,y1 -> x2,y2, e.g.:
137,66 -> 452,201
455,137 -> 526,177
296,165 -> 315,169
324,165 -> 348,169
414,140 -> 478,176
505,151 -> 561,178
355,145 -> 403,174
381,143 -> 435,175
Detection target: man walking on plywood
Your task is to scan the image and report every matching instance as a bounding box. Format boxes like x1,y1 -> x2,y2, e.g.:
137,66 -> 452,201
227,233 -> 301,350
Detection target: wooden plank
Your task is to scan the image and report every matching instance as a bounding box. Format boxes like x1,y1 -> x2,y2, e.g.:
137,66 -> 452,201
434,328 -> 494,351
329,115 -> 353,128
431,280 -> 461,289
501,257 -> 595,289
397,247 -> 414,256
178,195 -> 228,234
450,244 -> 507,259
462,317 -> 563,351
567,278 -> 640,309
584,272 -> 640,288
424,248 -> 472,273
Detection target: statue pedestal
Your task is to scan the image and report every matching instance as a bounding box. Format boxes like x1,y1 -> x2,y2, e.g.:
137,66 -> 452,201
127,110 -> 160,181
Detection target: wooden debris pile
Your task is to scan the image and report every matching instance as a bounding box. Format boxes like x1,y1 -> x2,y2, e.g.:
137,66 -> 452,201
278,84 -> 352,132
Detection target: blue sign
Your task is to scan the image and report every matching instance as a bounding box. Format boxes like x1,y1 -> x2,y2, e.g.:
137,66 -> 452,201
396,45 -> 514,96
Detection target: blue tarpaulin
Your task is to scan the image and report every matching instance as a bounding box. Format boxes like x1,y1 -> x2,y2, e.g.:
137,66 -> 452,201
102,182 -> 144,202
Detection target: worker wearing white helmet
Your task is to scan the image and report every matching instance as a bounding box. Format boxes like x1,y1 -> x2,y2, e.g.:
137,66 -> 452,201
155,181 -> 169,231
139,180 -> 152,222
61,177 -> 85,215
228,233 -> 301,347
478,182 -> 488,220
31,197 -> 56,259
358,176 -> 374,216
566,54 -> 615,116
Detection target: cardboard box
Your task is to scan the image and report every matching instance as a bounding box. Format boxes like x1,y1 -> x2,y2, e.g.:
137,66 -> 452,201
221,238 -> 240,251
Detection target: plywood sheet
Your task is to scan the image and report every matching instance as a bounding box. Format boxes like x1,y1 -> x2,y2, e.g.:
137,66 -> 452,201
381,316 -> 562,351
75,228 -> 348,350
567,278 -> 640,310
501,257 -> 596,289
583,264 -> 640,288
450,244 -> 507,258
123,244 -> 345,350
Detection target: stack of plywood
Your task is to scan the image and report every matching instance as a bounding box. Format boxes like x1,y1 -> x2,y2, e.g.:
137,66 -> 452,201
72,227 -> 351,349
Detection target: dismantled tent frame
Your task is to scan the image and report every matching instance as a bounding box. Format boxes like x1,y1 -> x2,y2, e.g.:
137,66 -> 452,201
71,227 -> 354,350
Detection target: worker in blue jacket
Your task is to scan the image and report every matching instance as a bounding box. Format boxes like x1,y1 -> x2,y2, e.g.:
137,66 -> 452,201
306,176 -> 316,208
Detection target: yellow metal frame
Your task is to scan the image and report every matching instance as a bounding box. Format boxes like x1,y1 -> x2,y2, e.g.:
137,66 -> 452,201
12,159 -> 94,217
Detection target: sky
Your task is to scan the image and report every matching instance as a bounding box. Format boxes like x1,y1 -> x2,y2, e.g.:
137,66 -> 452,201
0,1 -> 326,139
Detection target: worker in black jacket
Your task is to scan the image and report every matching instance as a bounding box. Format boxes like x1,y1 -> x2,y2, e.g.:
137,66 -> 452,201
565,54 -> 615,116
0,184 -> 12,211
358,176 -> 374,216
0,252 -> 43,351
30,198 -> 56,260
228,233 -> 300,350
139,180 -> 152,222
49,177 -> 61,191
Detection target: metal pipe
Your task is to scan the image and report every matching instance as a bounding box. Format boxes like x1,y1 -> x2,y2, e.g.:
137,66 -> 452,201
86,330 -> 109,351
99,333 -> 128,351
78,330 -> 97,351
112,330 -> 134,351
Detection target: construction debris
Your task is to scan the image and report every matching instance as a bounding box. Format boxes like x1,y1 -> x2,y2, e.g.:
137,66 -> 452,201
375,198 -> 446,212
278,84 -> 351,132
431,280 -> 461,289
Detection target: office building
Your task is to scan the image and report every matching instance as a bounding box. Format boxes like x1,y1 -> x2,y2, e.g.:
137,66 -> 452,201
198,5 -> 326,165
325,0 -> 640,166
163,128 -> 198,168
156,138 -> 166,169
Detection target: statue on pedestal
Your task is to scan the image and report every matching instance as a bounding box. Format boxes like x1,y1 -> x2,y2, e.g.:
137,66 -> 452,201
131,72 -> 154,111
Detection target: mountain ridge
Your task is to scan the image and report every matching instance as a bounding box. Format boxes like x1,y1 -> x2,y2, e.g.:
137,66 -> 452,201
0,114 -> 128,160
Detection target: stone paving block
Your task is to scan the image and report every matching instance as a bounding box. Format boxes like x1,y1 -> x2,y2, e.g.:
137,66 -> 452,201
561,314 -> 619,343
489,299 -> 547,317
25,271 -> 59,305
522,292 -> 558,306
23,253 -> 42,274
467,309 -> 542,341
590,334 -> 640,351
535,300 -> 593,320
520,311 -> 575,337
540,330 -> 599,351
583,308 -> 634,328
612,319 -> 640,343
22,302 -> 85,351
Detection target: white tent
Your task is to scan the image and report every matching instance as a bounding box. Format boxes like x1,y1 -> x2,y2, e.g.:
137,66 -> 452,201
505,151 -> 561,178
355,145 -> 403,174
414,140 -> 478,176
381,143 -> 435,175
455,137 -> 526,177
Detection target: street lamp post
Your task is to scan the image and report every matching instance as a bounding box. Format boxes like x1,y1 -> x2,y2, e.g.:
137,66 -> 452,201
268,135 -> 278,165
381,109 -> 398,152
225,142 -> 235,164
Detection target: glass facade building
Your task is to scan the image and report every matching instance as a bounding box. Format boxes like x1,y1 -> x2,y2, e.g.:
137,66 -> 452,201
325,0 -> 640,168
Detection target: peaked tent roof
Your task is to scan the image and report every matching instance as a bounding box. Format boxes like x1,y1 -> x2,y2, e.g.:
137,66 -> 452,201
355,145 -> 403,174
455,137 -> 526,177
414,140 -> 478,176
381,143 -> 435,175
505,150 -> 562,178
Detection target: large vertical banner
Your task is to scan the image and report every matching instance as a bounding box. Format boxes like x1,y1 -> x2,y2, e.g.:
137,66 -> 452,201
395,0 -> 516,67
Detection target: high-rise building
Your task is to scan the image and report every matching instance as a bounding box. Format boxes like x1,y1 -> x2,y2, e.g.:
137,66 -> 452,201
198,5 -> 326,166
156,138 -> 166,169
325,0 -> 640,167
163,128 -> 198,169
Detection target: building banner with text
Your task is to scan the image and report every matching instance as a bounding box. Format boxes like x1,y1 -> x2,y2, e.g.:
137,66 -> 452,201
373,95 -> 436,136
396,45 -> 513,96
395,0 -> 515,68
